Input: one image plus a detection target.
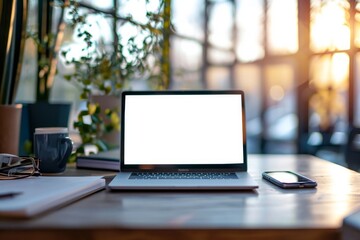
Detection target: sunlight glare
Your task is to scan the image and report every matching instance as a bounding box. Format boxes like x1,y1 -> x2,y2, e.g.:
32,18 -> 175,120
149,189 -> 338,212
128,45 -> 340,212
311,0 -> 350,52
118,0 -> 161,24
355,12 -> 360,47
209,2 -> 233,49
331,53 -> 349,89
310,53 -> 348,90
172,0 -> 203,40
326,166 -> 354,217
72,14 -> 113,44
267,0 -> 298,55
269,85 -> 285,101
310,55 -> 332,89
236,0 -> 264,62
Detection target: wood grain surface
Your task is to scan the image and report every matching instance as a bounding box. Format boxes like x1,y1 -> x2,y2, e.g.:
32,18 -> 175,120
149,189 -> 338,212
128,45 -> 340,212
1,154 -> 360,240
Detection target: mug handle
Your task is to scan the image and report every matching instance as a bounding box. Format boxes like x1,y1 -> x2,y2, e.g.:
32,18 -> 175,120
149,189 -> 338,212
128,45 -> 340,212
60,137 -> 73,163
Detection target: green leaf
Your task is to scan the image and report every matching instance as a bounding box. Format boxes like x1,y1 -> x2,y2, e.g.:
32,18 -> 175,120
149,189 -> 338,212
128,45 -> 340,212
64,75 -> 72,81
80,92 -> 88,99
83,79 -> 91,85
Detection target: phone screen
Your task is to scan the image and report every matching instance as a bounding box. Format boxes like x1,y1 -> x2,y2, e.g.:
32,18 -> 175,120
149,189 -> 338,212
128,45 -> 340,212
265,171 -> 306,183
262,171 -> 317,188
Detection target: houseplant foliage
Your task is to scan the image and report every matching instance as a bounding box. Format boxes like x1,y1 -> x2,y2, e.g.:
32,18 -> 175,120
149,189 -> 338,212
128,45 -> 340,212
18,0 -> 71,155
29,0 -> 66,102
61,0 -> 171,161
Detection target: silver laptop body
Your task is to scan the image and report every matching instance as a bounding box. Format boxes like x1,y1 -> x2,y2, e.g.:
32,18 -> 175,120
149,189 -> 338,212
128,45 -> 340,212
108,90 -> 258,190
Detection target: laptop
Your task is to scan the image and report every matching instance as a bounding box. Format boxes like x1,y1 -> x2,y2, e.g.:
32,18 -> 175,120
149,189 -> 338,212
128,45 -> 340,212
108,90 -> 258,190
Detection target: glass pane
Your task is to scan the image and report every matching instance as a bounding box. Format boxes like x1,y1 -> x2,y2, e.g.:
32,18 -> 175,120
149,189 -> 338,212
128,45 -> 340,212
206,67 -> 231,90
171,38 -> 202,71
309,53 -> 349,132
235,64 -> 262,153
208,48 -> 235,65
310,0 -> 350,52
172,0 -> 204,41
355,1 -> 360,48
172,72 -> 203,90
235,64 -> 261,119
309,53 -> 349,91
264,64 -> 297,141
118,0 -> 162,24
59,9 -> 118,120
236,0 -> 264,62
117,0 -> 163,48
171,38 -> 202,89
16,38 -> 37,102
208,1 -> 234,49
62,4 -> 114,70
267,0 -> 298,55
76,14 -> 113,45
15,0 -> 38,102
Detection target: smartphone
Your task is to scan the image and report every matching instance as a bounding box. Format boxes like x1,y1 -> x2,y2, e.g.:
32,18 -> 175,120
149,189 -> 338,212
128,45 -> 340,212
262,171 -> 317,189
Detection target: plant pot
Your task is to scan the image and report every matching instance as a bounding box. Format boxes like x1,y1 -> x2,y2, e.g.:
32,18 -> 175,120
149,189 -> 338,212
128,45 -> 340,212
0,104 -> 22,155
18,102 -> 72,155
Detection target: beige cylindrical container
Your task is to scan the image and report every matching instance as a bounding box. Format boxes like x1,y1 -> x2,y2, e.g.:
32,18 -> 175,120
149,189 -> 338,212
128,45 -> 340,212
0,104 -> 22,155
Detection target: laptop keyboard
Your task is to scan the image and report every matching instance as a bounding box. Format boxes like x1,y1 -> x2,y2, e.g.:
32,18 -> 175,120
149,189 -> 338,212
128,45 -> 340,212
129,172 -> 238,179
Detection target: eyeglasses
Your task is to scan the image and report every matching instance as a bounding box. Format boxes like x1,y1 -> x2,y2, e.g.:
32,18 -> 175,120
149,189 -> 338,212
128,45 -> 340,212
0,155 -> 41,180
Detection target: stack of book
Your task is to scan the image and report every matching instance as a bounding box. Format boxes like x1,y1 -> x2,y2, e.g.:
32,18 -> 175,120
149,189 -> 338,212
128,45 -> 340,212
76,149 -> 120,171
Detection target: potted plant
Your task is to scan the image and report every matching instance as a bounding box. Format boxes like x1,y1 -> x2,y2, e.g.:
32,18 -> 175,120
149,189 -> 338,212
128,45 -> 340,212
18,0 -> 72,155
0,0 -> 28,154
60,0 -> 171,161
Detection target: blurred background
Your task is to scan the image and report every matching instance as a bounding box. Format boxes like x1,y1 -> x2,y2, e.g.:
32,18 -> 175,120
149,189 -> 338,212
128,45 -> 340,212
15,0 -> 360,170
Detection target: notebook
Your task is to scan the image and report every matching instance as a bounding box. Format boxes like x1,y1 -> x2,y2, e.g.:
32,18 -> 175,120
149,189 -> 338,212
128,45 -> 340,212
108,90 -> 258,190
0,176 -> 105,218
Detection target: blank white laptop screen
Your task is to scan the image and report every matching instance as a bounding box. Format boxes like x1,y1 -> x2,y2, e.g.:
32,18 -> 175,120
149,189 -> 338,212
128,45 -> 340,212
124,94 -> 244,165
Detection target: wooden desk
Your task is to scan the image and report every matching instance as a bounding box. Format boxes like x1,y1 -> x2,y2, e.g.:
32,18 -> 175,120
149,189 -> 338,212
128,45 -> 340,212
1,154 -> 360,240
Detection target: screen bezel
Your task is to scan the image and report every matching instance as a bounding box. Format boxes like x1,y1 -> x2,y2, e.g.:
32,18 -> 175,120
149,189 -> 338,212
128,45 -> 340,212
120,90 -> 248,172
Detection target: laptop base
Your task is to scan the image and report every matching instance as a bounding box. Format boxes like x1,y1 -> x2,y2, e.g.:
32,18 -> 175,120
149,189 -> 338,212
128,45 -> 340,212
108,172 -> 258,190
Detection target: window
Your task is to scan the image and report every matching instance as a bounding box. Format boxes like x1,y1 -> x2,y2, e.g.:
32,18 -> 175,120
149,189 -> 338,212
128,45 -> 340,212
17,0 -> 360,155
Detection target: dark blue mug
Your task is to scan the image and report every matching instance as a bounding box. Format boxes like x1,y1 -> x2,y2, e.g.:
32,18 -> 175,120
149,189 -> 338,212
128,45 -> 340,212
33,128 -> 73,173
